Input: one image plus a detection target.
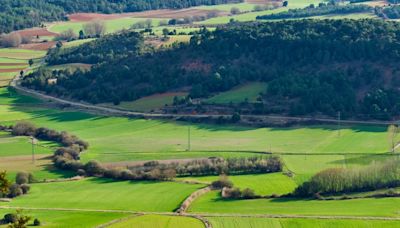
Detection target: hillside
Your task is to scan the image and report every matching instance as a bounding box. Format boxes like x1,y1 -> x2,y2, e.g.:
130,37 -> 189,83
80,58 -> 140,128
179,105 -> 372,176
23,19 -> 400,120
0,0 -> 242,33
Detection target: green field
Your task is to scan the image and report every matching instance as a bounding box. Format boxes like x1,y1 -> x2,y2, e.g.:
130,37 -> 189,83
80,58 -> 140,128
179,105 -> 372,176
178,172 -> 297,196
5,178 -> 204,212
62,39 -> 96,49
109,215 -> 205,228
0,48 -> 46,60
103,92 -> 187,112
189,191 -> 400,217
0,57 -> 26,63
195,3 -> 258,12
207,217 -> 400,228
0,132 -> 54,157
49,18 -> 163,35
206,82 -> 266,104
0,209 -> 127,228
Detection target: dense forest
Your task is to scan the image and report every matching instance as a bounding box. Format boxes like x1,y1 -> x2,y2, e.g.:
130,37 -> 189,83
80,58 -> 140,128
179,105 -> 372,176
47,31 -> 144,65
23,19 -> 400,119
257,4 -> 373,20
0,0 -> 241,33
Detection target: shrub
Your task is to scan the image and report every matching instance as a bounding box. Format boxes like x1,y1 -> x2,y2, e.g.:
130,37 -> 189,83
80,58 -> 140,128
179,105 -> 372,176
15,172 -> 29,185
33,218 -> 41,226
84,161 -> 104,176
241,188 -> 256,199
12,122 -> 36,136
211,175 -> 233,189
20,184 -> 30,194
8,184 -> 23,198
3,213 -> 17,224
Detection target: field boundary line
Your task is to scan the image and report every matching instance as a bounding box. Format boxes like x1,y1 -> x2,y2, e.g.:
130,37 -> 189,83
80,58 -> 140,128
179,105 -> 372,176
2,206 -> 400,221
96,213 -> 142,228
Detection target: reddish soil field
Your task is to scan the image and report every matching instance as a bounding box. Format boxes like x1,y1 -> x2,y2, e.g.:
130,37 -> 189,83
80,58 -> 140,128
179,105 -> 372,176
69,9 -> 226,22
19,41 -> 56,51
0,63 -> 26,66
0,68 -> 26,73
15,28 -> 58,37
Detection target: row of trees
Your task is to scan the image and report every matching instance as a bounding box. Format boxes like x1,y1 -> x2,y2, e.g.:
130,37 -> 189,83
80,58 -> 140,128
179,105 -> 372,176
22,19 -> 400,119
294,159 -> 400,196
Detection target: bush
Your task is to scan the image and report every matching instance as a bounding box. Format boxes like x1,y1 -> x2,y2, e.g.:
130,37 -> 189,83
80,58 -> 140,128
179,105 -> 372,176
20,184 -> 30,194
33,218 -> 41,226
12,122 -> 36,136
3,213 -> 17,224
241,188 -> 256,199
15,172 -> 29,185
8,184 -> 23,198
84,161 -> 104,176
211,175 -> 233,189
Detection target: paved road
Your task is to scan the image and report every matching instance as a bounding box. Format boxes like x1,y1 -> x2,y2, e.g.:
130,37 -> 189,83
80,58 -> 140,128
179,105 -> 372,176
10,76 -> 394,126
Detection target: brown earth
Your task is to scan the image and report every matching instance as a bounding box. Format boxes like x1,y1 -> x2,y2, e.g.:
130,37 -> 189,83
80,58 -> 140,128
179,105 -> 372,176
69,9 -> 227,22
0,63 -> 26,66
19,41 -> 57,51
15,28 -> 58,37
0,68 -> 25,73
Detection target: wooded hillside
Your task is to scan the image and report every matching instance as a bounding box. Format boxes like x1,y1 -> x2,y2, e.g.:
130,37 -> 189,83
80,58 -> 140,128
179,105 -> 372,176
23,19 -> 400,119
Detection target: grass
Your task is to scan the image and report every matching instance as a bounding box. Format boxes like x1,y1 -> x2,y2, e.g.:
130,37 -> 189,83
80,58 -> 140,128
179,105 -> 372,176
46,63 -> 91,72
0,57 -> 26,63
0,132 -> 55,157
6,178 -> 205,212
62,39 -> 96,49
206,82 -> 266,104
207,217 -> 400,228
178,172 -> 297,196
0,48 -> 46,60
0,209 -> 127,228
0,87 -> 396,164
195,3 -> 258,12
103,92 -> 187,112
189,191 -> 400,217
109,215 -> 205,228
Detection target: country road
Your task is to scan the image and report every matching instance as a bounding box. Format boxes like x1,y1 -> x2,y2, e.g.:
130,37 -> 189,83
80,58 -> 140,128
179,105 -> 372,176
10,74 -> 395,126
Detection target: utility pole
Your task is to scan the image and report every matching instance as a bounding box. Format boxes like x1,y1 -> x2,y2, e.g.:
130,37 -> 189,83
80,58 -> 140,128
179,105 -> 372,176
187,125 -> 191,151
30,136 -> 35,164
337,111 -> 341,137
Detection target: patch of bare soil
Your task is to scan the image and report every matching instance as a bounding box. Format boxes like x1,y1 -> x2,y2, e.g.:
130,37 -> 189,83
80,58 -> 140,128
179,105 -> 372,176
19,41 -> 56,51
0,63 -> 26,66
0,68 -> 25,73
16,28 -> 58,37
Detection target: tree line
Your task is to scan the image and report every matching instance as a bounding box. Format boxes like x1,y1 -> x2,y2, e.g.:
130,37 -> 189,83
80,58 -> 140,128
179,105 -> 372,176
256,3 -> 373,20
294,159 -> 400,197
23,19 -> 400,120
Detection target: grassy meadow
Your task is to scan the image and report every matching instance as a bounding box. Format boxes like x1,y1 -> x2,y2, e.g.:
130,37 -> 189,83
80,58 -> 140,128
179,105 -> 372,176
206,82 -> 266,104
178,172 -> 297,196
189,191 -> 400,217
109,215 -> 205,228
0,209 -> 127,228
207,217 -> 400,228
4,178 -> 204,212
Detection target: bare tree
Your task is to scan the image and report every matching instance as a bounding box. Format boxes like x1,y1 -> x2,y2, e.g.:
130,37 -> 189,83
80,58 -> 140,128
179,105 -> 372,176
84,20 -> 106,37
387,124 -> 399,152
59,28 -> 77,41
0,32 -> 22,47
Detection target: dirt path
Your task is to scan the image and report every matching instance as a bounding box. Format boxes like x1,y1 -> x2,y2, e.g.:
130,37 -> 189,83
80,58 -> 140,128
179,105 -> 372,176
10,75 -> 394,126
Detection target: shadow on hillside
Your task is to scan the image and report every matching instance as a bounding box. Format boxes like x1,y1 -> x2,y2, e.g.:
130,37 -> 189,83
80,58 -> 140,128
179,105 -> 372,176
329,154 -> 399,166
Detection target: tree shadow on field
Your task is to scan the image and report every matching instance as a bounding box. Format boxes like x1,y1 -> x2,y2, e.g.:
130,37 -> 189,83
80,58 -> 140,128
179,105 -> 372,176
329,154 -> 399,166
268,124 -> 386,133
